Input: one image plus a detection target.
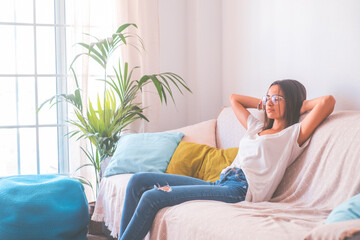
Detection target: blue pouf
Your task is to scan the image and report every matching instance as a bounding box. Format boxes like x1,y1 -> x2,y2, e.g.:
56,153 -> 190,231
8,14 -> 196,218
0,174 -> 89,240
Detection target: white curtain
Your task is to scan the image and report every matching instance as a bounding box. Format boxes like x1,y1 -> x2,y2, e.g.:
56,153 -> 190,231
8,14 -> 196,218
66,0 -> 129,202
116,0 -> 161,133
155,0 -> 224,132
66,0 -> 92,202
66,0 -> 161,201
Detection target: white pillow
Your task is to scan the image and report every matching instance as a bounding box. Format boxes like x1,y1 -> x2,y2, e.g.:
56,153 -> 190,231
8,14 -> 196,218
168,119 -> 217,148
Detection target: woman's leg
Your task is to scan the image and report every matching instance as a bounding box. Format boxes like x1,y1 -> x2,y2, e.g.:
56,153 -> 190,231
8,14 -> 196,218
119,172 -> 246,240
119,172 -> 211,237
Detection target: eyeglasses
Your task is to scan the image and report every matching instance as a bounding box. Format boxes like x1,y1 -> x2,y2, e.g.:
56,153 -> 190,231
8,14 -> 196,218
262,94 -> 285,107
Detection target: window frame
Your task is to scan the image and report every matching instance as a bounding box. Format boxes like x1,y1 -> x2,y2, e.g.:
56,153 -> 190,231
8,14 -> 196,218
0,0 -> 69,176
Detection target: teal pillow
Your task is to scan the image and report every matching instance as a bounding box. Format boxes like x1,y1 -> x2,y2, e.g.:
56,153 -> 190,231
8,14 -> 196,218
326,193 -> 360,224
104,132 -> 184,177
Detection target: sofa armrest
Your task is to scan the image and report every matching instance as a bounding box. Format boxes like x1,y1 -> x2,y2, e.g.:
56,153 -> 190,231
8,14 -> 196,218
92,174 -> 134,238
100,157 -> 112,179
304,219 -> 360,240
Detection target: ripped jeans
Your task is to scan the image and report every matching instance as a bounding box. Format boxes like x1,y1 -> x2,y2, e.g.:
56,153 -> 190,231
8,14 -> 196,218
119,168 -> 248,240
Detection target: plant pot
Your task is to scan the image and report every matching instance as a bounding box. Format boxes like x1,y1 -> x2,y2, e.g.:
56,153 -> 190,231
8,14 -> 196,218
88,201 -> 103,235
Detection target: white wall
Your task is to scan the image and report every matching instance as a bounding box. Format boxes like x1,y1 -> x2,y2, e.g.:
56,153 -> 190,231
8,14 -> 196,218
158,0 -> 360,131
222,0 -> 360,110
158,0 -> 223,131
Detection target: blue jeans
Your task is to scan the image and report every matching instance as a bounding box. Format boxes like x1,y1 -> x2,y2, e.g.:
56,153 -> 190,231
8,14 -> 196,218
119,168 -> 248,240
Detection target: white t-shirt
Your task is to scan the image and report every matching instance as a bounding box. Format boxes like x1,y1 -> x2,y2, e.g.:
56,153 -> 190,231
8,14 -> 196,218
221,114 -> 310,202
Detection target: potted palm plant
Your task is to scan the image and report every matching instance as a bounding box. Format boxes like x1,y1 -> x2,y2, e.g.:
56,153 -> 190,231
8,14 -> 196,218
39,23 -> 191,198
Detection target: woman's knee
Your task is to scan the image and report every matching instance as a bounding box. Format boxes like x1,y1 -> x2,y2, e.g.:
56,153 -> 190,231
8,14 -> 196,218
127,173 -> 142,192
127,173 -> 154,196
138,189 -> 164,211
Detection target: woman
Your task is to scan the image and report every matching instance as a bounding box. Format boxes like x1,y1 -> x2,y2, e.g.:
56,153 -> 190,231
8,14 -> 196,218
119,79 -> 335,240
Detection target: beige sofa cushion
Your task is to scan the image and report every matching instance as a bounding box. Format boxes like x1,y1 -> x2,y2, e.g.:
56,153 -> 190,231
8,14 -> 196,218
216,107 -> 264,149
169,119 -> 217,148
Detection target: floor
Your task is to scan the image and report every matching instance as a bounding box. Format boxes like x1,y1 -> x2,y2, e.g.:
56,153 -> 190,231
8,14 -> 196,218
87,218 -> 117,240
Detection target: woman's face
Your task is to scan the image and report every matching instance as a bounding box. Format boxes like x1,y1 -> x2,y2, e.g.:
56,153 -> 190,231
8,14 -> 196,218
265,84 -> 286,120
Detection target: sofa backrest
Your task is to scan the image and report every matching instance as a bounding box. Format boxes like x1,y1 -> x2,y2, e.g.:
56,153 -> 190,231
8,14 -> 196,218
215,107 -> 264,149
271,110 -> 360,208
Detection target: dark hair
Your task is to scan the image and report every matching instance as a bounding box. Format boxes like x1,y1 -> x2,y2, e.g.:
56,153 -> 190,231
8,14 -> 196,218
263,79 -> 306,130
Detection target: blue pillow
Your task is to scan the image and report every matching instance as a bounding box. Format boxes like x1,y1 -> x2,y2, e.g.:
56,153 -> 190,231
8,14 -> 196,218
326,193 -> 360,224
104,132 -> 184,177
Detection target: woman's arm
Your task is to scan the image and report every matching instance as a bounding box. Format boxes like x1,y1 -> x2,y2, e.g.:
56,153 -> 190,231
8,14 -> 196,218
230,94 -> 261,129
298,95 -> 336,146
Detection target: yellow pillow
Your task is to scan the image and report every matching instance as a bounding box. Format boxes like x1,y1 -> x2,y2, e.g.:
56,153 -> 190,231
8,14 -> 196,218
166,141 -> 239,182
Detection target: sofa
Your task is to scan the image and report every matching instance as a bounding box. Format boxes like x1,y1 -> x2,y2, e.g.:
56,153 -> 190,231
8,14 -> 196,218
92,106 -> 360,240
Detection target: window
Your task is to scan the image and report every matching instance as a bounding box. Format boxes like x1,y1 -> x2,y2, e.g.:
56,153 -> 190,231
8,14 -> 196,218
0,0 -> 69,176
0,0 -> 121,179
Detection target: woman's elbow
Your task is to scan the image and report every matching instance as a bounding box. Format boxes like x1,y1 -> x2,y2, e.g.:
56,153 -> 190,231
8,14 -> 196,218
323,95 -> 336,112
326,95 -> 336,106
229,94 -> 236,104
